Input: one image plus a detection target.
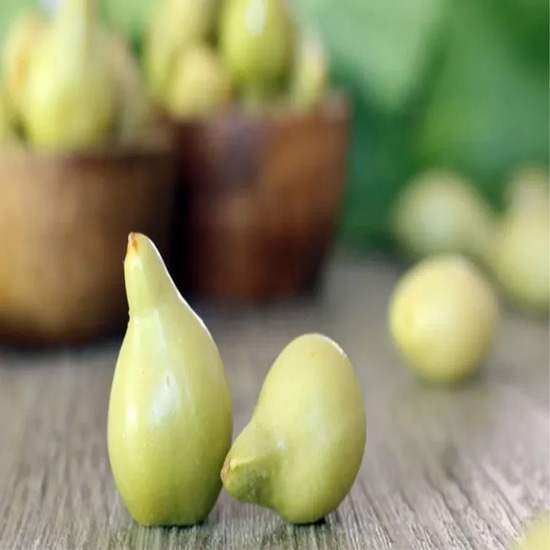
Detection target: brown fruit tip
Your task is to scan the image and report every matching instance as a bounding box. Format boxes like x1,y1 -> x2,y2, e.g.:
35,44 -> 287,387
128,232 -> 139,253
221,457 -> 232,484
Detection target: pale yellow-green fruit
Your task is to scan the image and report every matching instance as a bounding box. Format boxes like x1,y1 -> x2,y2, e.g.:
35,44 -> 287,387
511,514 -> 550,550
105,32 -> 152,142
389,255 -> 499,384
290,28 -> 328,111
21,0 -> 115,150
492,201 -> 550,315
107,233 -> 233,526
166,45 -> 232,118
391,169 -> 495,264
504,165 -> 549,217
144,0 -> 219,103
222,333 -> 366,524
219,0 -> 294,102
2,11 -> 47,119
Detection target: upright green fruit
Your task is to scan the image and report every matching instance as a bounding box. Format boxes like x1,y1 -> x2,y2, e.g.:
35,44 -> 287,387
290,28 -> 328,111
166,45 -> 232,118
222,334 -> 366,524
144,0 -> 219,103
2,11 -> 47,120
391,169 -> 495,265
219,0 -> 294,102
21,0 -> 114,150
108,233 -> 233,526
105,32 -> 152,142
491,168 -> 549,316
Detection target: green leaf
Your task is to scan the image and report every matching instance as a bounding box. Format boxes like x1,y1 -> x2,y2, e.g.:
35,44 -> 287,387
416,1 -> 550,205
293,0 -> 447,113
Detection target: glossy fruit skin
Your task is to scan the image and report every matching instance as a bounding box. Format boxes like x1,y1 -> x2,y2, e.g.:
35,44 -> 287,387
391,169 -> 495,264
222,334 -> 366,525
21,0 -> 114,149
166,45 -> 232,118
108,233 -> 232,526
219,0 -> 294,101
389,255 -> 499,384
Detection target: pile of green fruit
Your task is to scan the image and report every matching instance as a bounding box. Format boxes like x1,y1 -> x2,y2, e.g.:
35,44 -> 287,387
143,0 -> 328,118
391,166 -> 550,317
108,233 -> 366,526
387,165 -> 548,385
0,0 -> 152,150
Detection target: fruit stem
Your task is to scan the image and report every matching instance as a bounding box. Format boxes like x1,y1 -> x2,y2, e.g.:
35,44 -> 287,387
221,423 -> 279,506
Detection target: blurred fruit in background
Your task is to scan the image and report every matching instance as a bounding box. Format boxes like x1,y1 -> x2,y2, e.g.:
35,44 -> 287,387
2,10 -> 46,121
219,0 -> 294,105
289,27 -> 328,112
289,0 -> 548,248
1,0 -> 154,149
105,31 -> 152,142
21,0 -> 114,149
0,84 -> 18,143
491,167 -> 549,316
165,44 -> 232,118
389,255 -> 499,384
144,0 -> 219,105
391,169 -> 495,265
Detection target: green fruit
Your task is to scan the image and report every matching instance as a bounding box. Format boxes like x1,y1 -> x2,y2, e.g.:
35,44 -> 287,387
512,514 -> 550,550
492,201 -> 550,315
389,255 -> 499,384
222,334 -> 366,524
391,169 -> 495,264
219,0 -> 294,102
2,11 -> 47,119
107,233 -> 233,526
166,44 -> 232,118
290,28 -> 328,111
105,32 -> 152,142
504,165 -> 549,217
144,0 -> 219,103
21,0 -> 114,150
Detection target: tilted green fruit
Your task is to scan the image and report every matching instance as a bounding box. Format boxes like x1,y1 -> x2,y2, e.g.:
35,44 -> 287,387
108,233 -> 233,526
21,0 -> 115,150
219,0 -> 294,102
166,45 -> 232,118
511,514 -> 550,550
222,334 -> 366,524
290,28 -> 328,111
144,0 -> 220,103
389,255 -> 499,384
2,11 -> 48,119
391,169 -> 495,265
105,32 -> 152,142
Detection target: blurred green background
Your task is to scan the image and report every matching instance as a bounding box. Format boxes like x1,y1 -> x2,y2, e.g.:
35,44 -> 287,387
3,0 -> 548,250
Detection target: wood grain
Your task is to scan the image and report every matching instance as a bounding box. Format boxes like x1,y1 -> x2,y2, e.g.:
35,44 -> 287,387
0,257 -> 548,549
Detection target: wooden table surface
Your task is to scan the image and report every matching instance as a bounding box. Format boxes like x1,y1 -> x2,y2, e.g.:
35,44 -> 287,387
0,257 -> 548,550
